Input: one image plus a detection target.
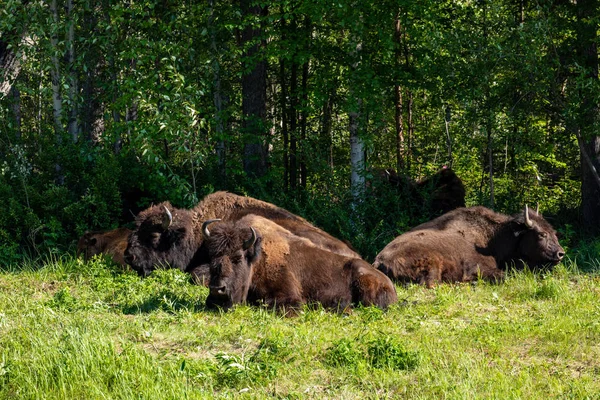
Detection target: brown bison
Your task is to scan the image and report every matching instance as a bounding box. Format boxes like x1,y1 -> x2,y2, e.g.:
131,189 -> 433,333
124,191 -> 359,279
373,205 -> 564,287
378,166 -> 466,215
202,215 -> 397,312
76,227 -> 132,266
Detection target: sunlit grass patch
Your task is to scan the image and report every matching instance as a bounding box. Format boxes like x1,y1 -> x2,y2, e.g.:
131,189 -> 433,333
0,254 -> 600,398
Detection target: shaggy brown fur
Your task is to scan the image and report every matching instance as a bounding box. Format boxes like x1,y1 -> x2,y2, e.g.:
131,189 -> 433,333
125,191 -> 359,278
76,227 -> 132,266
203,214 -> 397,313
373,206 -> 564,287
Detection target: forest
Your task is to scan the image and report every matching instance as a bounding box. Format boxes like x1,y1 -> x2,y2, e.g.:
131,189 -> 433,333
0,0 -> 599,262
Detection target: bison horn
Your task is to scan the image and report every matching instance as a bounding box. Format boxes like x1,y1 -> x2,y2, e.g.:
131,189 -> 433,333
162,206 -> 173,230
524,204 -> 534,228
536,203 -> 539,214
202,219 -> 221,238
243,227 -> 257,250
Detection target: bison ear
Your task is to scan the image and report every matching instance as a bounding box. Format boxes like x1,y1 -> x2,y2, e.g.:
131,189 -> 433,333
246,235 -> 262,265
172,227 -> 187,240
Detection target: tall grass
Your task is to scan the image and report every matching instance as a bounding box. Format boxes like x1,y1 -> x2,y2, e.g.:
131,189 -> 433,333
1,255 -> 599,398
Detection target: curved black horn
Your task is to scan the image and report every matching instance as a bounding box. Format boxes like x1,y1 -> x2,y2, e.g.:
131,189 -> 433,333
524,204 -> 534,228
243,227 -> 257,250
162,206 -> 173,230
202,219 -> 221,238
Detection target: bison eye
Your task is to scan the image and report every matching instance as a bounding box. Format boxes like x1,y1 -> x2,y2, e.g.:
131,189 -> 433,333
538,232 -> 548,238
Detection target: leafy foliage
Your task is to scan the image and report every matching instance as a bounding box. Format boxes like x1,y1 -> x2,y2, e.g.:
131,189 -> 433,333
0,0 -> 596,260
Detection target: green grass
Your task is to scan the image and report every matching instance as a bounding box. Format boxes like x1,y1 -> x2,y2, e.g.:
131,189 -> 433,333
1,255 -> 600,399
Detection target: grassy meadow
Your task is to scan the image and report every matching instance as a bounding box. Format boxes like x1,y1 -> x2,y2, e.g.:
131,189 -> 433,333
1,254 -> 600,399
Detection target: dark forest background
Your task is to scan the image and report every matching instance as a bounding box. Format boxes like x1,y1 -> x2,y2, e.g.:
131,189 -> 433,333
0,0 -> 598,264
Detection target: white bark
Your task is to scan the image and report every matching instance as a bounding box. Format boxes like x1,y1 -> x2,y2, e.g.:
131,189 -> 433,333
349,38 -> 364,202
350,103 -> 365,200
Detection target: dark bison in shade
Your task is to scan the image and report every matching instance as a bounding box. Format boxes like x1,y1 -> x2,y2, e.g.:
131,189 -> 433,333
373,205 -> 564,287
378,166 -> 466,215
124,191 -> 359,280
77,227 -> 132,266
202,214 -> 397,313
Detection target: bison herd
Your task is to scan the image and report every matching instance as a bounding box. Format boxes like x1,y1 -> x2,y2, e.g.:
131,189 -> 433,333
77,169 -> 564,314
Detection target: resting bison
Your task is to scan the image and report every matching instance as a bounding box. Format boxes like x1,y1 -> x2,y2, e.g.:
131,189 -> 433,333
124,191 -> 359,279
76,227 -> 132,266
373,205 -> 564,287
202,215 -> 397,312
378,167 -> 466,215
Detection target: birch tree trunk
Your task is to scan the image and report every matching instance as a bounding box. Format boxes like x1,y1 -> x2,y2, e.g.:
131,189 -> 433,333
349,37 -> 365,202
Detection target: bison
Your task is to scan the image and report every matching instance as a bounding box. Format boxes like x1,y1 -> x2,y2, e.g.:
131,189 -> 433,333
373,205 -> 564,287
124,191 -> 359,279
76,227 -> 132,266
376,166 -> 466,215
202,215 -> 397,313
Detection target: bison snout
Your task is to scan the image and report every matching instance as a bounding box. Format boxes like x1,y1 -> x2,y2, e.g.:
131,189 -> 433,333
209,285 -> 227,296
556,249 -> 565,261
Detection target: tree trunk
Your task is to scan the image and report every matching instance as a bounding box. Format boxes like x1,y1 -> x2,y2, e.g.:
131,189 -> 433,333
240,0 -> 268,178
350,99 -> 365,200
0,38 -> 24,98
0,0 -> 30,98
487,113 -> 495,208
300,52 -> 309,189
50,0 -> 64,184
394,12 -> 405,172
321,85 -> 335,170
576,0 -> 600,233
66,0 -> 78,143
289,57 -> 298,189
280,57 -> 289,190
349,37 -> 364,202
444,106 -> 453,167
209,0 -> 226,183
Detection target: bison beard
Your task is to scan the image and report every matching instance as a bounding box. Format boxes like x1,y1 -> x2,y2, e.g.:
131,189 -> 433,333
124,191 -> 359,281
77,227 -> 132,267
373,205 -> 565,287
202,215 -> 397,313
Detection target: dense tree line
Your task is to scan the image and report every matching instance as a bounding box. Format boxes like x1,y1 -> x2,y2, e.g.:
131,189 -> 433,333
0,0 -> 598,263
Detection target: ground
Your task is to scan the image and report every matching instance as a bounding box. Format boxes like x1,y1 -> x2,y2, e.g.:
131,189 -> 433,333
0,255 -> 599,399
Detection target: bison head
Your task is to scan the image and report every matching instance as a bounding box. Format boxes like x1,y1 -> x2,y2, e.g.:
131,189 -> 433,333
124,202 -> 197,277
513,205 -> 565,268
76,232 -> 104,261
202,220 -> 262,310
